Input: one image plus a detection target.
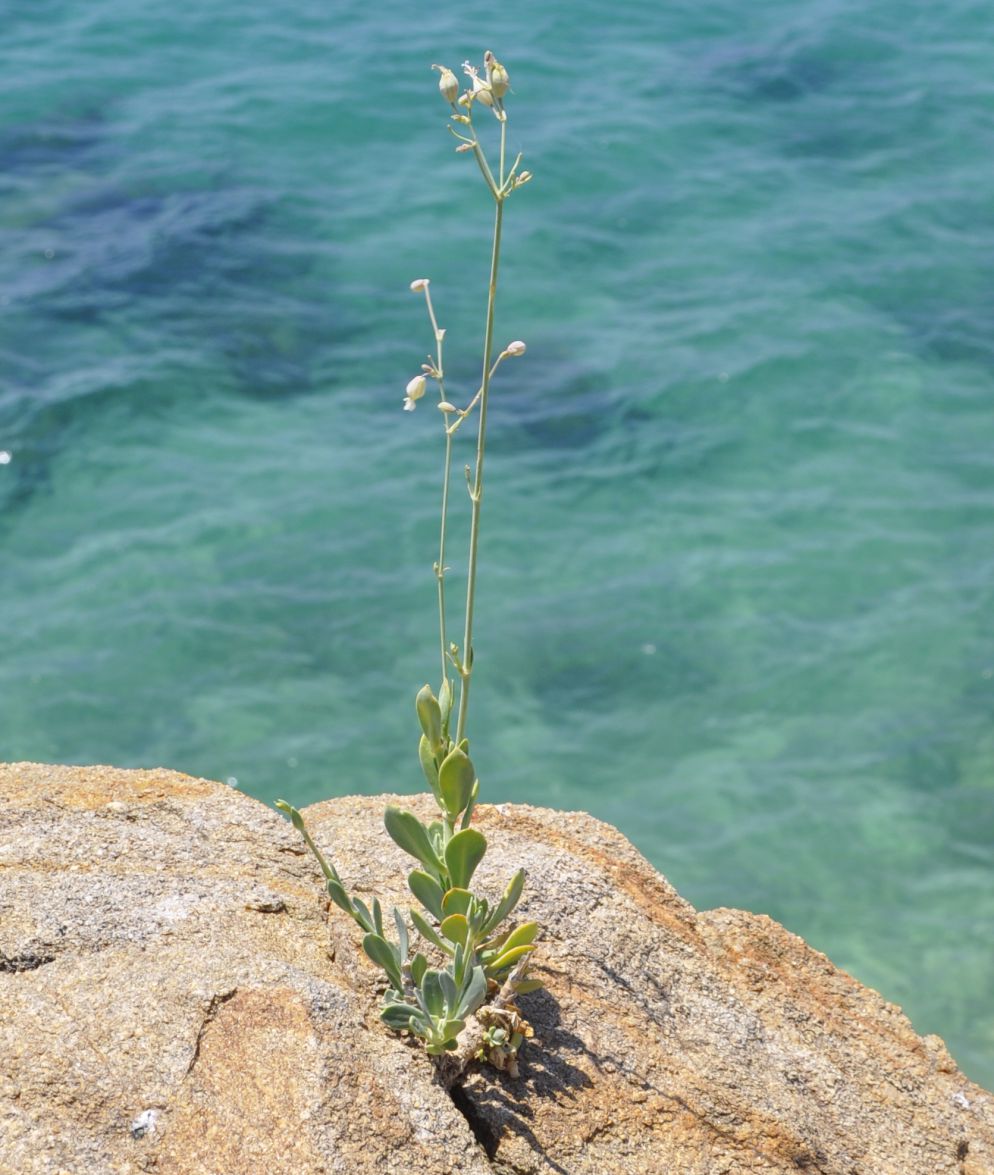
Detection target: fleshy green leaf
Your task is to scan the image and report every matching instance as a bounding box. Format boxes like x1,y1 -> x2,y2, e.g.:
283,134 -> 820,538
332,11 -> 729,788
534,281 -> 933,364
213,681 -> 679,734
384,807 -> 444,875
438,746 -> 476,819
351,897 -> 376,934
416,684 -> 443,749
410,952 -> 428,986
460,779 -> 480,830
441,888 -> 473,918
372,897 -> 384,938
419,735 -> 442,801
381,1002 -> 421,1032
501,921 -> 539,952
445,827 -> 487,890
408,870 -> 445,919
394,908 -> 409,961
420,970 -> 445,1018
482,868 -> 526,936
513,978 -> 544,994
486,942 -> 535,975
410,908 -> 454,955
456,965 -> 488,1019
439,913 -> 470,946
362,933 -> 403,991
439,969 -> 458,1013
439,678 -> 453,729
443,1018 -> 466,1040
325,878 -> 354,917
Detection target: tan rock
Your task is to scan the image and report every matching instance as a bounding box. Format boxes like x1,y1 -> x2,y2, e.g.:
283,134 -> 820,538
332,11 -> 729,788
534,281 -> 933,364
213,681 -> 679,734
2,762 -> 991,1174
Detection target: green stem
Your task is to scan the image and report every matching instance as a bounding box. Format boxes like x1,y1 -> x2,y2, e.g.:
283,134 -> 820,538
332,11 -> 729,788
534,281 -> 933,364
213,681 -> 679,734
423,287 -> 452,693
455,194 -> 504,744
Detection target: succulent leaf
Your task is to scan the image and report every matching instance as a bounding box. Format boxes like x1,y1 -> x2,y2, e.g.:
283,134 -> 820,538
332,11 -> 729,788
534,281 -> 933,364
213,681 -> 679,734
393,908 -> 409,961
420,970 -> 446,1018
460,779 -> 480,830
482,868 -> 525,935
501,921 -> 539,952
410,952 -> 428,986
513,978 -> 544,994
384,806 -> 444,876
362,933 -> 404,991
439,969 -> 458,1012
438,746 -> 476,818
408,870 -> 446,919
444,827 -> 487,890
372,897 -> 384,938
351,897 -> 376,934
486,942 -> 535,975
325,878 -> 354,917
456,965 -> 488,1019
439,913 -> 470,945
416,684 -> 444,750
419,735 -> 442,802
410,908 -> 454,955
441,887 -> 473,918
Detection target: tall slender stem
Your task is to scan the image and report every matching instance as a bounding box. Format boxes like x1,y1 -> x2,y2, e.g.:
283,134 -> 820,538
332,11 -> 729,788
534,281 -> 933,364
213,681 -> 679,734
455,192 -> 504,745
423,287 -> 452,693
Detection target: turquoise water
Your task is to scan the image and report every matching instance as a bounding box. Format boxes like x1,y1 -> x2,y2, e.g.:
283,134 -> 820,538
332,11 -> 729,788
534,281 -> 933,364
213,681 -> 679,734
3,1 -> 993,1086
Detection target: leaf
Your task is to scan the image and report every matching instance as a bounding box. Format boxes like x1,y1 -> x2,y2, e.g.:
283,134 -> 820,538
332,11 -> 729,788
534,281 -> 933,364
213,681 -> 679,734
408,870 -> 445,919
438,746 -> 476,819
372,897 -> 384,938
460,779 -> 480,830
362,933 -> 403,991
393,908 -> 409,961
439,677 -> 454,729
410,908 -> 454,955
441,888 -> 473,918
439,969 -> 458,1013
513,978 -> 544,995
410,952 -> 428,986
439,913 -> 470,946
445,828 -> 487,890
274,799 -> 304,832
351,897 -> 375,934
419,735 -> 441,802
456,965 -> 488,1019
416,684 -> 443,749
442,1018 -> 466,1041
486,943 -> 535,975
420,970 -> 445,1019
325,878 -> 354,917
482,868 -> 525,936
384,807 -> 444,875
501,921 -> 539,952
381,1002 -> 421,1032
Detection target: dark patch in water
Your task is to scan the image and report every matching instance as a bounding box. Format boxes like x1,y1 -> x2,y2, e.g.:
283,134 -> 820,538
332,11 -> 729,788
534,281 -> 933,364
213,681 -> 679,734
0,111 -> 108,180
490,353 -> 614,453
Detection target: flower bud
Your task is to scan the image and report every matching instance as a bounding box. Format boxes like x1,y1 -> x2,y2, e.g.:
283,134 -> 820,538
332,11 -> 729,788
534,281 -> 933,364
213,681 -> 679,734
514,171 -> 533,187
409,278 -> 429,292
455,142 -> 474,153
403,375 -> 427,411
505,340 -> 526,356
432,65 -> 459,104
485,52 -> 510,99
438,401 -> 457,413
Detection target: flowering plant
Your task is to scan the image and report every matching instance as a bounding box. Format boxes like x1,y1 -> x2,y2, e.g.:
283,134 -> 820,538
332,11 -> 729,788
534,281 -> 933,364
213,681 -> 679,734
277,51 -> 538,1078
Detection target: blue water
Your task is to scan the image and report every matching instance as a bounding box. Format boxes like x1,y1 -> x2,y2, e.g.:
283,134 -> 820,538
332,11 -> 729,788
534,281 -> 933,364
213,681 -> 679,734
3,1 -> 992,1086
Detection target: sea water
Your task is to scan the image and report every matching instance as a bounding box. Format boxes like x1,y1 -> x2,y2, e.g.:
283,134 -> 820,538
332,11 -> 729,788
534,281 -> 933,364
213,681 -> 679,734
2,0 -> 992,1086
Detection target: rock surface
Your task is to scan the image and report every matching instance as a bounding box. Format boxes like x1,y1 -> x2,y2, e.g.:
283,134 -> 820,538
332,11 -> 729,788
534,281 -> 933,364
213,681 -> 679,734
0,762 -> 991,1175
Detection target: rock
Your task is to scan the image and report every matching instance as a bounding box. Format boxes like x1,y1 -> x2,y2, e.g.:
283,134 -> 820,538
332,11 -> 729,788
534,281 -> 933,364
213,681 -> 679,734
1,762 -> 991,1174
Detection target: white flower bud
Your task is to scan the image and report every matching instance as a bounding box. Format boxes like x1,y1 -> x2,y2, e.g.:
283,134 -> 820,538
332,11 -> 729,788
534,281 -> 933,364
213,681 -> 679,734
432,65 -> 459,104
505,340 -> 526,356
403,375 -> 427,411
514,171 -> 533,187
409,278 -> 429,292
485,52 -> 510,99
438,401 -> 457,413
456,142 -> 474,153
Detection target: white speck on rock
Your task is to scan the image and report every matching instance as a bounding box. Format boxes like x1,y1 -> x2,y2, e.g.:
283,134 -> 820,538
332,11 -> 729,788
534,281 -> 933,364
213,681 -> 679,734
952,1091 -> 971,1110
130,1108 -> 159,1139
